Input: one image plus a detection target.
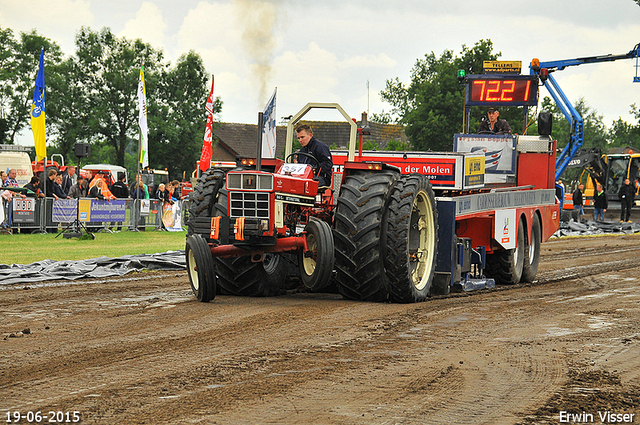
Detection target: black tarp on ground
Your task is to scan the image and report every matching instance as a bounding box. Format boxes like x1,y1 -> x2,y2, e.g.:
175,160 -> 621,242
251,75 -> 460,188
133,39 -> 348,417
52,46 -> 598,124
0,250 -> 186,285
553,219 -> 640,238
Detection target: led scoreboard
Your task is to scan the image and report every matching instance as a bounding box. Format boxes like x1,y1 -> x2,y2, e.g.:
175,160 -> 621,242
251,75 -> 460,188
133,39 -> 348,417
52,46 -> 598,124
466,75 -> 538,107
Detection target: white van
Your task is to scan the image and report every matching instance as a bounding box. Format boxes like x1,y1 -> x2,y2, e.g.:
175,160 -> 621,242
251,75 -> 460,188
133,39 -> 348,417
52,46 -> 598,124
81,164 -> 128,186
0,148 -> 34,186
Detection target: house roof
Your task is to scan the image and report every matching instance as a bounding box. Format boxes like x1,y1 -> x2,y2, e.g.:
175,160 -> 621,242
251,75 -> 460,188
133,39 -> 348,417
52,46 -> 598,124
213,115 -> 407,159
213,123 -> 288,158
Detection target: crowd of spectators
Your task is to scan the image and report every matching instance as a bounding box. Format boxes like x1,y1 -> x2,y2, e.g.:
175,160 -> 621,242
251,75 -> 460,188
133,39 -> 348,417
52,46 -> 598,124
2,165 -> 188,229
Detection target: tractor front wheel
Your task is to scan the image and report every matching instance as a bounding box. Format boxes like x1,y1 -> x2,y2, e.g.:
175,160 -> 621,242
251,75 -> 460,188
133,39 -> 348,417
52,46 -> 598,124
299,219 -> 334,291
186,234 -> 216,302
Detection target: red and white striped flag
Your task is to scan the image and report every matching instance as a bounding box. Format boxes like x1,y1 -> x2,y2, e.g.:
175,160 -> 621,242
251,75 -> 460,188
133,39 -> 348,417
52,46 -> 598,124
199,75 -> 215,173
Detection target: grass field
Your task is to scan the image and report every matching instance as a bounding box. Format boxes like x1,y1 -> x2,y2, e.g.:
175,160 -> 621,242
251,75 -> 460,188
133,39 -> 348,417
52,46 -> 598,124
1,230 -> 187,265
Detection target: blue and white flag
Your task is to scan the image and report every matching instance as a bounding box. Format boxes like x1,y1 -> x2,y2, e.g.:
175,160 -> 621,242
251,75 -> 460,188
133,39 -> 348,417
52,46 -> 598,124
261,87 -> 277,158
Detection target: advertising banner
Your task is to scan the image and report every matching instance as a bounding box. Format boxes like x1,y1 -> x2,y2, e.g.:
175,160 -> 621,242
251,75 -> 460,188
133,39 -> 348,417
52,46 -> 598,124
52,199 -> 77,223
51,199 -> 126,223
12,198 -> 37,223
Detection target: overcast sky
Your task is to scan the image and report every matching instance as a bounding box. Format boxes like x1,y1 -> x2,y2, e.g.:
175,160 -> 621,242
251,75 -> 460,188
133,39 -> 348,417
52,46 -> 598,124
2,0 -> 639,142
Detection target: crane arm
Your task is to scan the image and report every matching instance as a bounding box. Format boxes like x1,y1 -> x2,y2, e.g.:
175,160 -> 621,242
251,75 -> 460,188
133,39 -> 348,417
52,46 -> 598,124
530,42 -> 640,181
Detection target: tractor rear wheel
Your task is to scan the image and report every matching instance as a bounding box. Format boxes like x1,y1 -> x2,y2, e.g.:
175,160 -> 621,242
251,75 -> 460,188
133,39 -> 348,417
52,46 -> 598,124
187,168 -> 226,237
485,218 -> 525,285
522,215 -> 541,283
213,189 -> 287,296
186,234 -> 216,302
333,171 -> 398,301
384,174 -> 438,303
299,218 -> 334,291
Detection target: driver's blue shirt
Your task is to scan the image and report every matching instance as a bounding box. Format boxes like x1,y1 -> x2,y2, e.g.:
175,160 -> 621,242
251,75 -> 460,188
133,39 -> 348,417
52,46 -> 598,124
299,137 -> 333,186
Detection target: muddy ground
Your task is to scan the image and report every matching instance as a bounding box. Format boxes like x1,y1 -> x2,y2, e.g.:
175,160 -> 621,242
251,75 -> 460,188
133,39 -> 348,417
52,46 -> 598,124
1,234 -> 640,424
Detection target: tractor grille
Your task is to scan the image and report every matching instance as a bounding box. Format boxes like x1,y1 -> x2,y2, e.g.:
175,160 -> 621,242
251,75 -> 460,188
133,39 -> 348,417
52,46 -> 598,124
229,192 -> 270,218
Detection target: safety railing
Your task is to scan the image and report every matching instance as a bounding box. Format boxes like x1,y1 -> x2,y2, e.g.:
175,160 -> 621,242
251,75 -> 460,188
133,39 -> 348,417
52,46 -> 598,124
0,197 -> 190,234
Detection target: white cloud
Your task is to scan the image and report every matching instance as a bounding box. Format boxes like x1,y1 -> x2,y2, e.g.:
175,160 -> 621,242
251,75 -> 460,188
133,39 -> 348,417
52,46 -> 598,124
117,2 -> 168,48
3,0 -> 640,132
0,0 -> 93,54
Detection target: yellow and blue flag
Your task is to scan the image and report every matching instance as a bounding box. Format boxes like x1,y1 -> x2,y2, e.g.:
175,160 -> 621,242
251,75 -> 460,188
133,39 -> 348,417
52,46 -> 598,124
30,48 -> 46,162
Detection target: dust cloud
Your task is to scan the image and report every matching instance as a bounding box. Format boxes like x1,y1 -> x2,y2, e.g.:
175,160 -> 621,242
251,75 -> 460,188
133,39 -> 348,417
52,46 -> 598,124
233,0 -> 281,107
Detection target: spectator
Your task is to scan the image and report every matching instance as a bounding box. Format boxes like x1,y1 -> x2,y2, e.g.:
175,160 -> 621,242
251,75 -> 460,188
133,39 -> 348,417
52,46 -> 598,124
155,183 -> 169,202
108,173 -> 128,231
0,170 -> 7,185
54,175 -> 71,199
61,165 -> 76,194
572,183 -> 585,222
88,174 -> 115,200
68,176 -> 88,199
130,174 -> 149,199
593,183 -> 608,221
109,172 -> 129,199
24,176 -> 44,198
618,178 -> 635,223
167,183 -> 178,203
131,181 -> 148,200
4,169 -> 19,187
84,170 -> 94,184
45,170 -> 61,200
170,180 -> 183,199
2,170 -> 26,227
130,180 -> 149,231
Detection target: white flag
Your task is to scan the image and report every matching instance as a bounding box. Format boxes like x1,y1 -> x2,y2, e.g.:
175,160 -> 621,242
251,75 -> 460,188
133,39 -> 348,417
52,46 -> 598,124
138,66 -> 149,168
261,87 -> 277,158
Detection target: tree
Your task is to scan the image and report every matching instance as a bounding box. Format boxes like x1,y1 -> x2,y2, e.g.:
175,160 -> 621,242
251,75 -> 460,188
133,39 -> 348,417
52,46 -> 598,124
57,27 -> 165,167
380,40 -> 501,151
0,27 -> 63,144
537,96 -> 607,151
607,104 -> 640,148
150,51 -> 222,178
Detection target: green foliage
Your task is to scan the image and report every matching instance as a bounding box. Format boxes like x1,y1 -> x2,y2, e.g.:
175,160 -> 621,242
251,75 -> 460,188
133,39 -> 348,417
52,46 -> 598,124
150,51 -> 221,179
607,103 -> 640,147
380,40 -> 501,152
0,27 -> 63,144
0,25 -> 222,181
384,139 -> 411,151
537,96 -> 607,151
362,140 -> 377,150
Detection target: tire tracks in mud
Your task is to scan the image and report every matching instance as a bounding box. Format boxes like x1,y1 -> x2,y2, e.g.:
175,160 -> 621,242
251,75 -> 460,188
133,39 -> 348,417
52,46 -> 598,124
2,235 -> 640,423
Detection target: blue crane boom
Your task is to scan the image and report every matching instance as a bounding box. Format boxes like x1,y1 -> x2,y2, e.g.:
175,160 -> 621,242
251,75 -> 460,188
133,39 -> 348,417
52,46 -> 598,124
530,43 -> 640,181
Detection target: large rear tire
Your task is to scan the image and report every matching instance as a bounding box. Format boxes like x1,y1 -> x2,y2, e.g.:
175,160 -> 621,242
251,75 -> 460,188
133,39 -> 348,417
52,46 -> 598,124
187,168 -> 226,237
213,189 -> 287,296
485,218 -> 525,285
186,234 -> 216,302
384,174 -> 438,303
333,171 -> 398,301
522,214 -> 541,283
299,219 -> 334,291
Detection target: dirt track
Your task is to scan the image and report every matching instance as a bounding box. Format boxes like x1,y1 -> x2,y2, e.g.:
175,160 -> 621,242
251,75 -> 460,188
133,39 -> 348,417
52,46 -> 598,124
2,234 -> 640,424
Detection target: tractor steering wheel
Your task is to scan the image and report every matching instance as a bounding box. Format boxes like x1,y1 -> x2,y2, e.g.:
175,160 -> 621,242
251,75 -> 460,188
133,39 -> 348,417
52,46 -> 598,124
285,152 -> 320,174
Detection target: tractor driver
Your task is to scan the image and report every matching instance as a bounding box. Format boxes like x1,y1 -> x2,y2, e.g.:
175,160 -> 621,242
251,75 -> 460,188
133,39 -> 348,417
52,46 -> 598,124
295,124 -> 333,188
478,107 -> 512,134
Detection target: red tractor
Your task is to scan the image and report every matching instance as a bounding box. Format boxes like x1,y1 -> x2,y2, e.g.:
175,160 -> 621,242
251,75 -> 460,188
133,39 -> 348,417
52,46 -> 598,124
186,103 -> 439,303
186,102 -> 560,303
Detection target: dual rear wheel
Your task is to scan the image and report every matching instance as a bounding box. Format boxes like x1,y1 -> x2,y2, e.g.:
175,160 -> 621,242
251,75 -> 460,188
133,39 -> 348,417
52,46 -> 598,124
485,215 -> 542,285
